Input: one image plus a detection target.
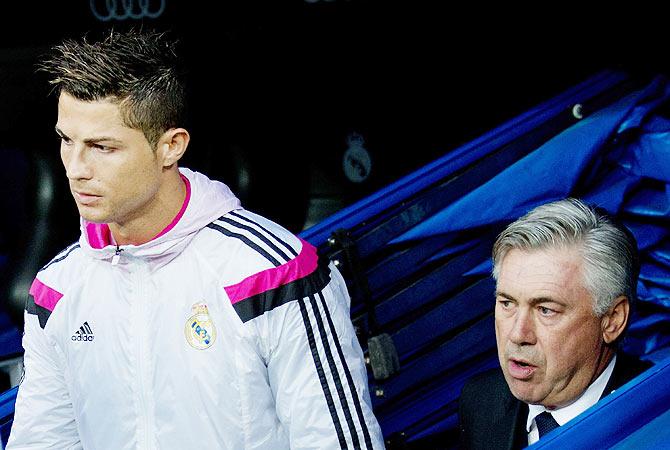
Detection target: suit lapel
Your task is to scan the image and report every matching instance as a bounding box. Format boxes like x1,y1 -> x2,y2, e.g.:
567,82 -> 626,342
499,386 -> 528,450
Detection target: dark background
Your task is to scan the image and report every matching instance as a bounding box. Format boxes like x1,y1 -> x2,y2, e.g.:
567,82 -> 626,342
0,1 -> 666,241
0,0 -> 666,434
0,0 -> 666,411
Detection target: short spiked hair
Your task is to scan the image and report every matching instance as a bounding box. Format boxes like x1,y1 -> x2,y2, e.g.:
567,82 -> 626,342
39,29 -> 186,149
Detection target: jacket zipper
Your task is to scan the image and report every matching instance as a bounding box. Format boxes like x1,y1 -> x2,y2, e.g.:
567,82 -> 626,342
111,245 -> 123,265
132,261 -> 154,448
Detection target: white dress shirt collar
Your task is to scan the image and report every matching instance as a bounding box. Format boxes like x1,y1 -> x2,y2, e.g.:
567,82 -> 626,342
526,354 -> 617,444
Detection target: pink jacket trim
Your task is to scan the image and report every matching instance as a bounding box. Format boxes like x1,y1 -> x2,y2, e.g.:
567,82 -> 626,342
29,278 -> 64,312
153,174 -> 192,240
225,239 -> 318,304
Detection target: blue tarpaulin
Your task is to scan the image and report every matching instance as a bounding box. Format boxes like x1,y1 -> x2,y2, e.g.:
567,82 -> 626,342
389,77 -> 669,243
302,70 -> 670,447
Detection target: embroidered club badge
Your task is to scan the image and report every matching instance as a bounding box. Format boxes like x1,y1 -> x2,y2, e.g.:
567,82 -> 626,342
185,302 -> 217,350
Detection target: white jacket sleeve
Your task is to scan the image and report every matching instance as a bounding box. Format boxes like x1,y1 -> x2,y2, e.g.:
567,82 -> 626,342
6,312 -> 82,450
260,263 -> 385,450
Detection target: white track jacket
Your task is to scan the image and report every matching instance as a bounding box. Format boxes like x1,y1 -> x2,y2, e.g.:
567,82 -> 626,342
8,168 -> 384,450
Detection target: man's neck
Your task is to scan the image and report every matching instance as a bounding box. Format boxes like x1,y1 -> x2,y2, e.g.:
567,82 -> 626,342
526,354 -> 618,444
591,344 -> 617,387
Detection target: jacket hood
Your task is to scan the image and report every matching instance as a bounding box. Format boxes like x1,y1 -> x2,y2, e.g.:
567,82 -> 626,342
79,168 -> 241,266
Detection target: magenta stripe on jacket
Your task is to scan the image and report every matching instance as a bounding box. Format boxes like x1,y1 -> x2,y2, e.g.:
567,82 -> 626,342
29,278 -> 64,312
225,239 -> 319,304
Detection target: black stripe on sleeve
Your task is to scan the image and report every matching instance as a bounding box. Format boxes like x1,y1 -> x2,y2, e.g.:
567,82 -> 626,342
299,298 -> 348,450
230,210 -> 299,257
218,216 -> 292,263
25,295 -> 52,329
207,222 -> 281,266
309,293 -> 362,450
232,263 -> 331,323
318,291 -> 374,449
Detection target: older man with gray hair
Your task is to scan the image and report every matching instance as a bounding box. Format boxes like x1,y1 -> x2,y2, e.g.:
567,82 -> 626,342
459,198 -> 651,449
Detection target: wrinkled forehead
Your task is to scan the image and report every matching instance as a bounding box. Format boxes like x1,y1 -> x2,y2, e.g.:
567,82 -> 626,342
497,246 -> 587,296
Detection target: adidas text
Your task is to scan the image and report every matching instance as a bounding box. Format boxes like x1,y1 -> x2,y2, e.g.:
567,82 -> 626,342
72,321 -> 95,342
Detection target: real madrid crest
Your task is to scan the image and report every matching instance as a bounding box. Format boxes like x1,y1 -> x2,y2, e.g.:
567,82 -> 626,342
185,302 -> 217,350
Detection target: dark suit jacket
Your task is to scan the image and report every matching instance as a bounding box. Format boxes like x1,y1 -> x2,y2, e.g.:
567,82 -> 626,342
458,353 -> 651,450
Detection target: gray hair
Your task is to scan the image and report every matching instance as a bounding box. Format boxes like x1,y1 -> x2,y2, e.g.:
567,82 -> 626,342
38,29 -> 186,149
492,198 -> 639,316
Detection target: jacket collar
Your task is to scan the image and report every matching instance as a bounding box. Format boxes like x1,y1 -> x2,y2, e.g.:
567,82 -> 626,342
79,167 -> 241,268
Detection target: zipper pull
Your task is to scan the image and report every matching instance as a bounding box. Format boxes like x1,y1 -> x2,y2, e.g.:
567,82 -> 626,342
112,245 -> 123,265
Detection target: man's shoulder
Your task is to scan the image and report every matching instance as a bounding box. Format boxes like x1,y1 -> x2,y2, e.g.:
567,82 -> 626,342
617,351 -> 653,373
195,209 -> 329,323
34,241 -> 86,287
460,367 -> 512,407
40,241 -> 84,270
607,352 -> 654,394
459,367 -> 526,449
462,368 -> 507,393
27,241 -> 85,328
198,209 -> 301,261
196,209 -> 307,275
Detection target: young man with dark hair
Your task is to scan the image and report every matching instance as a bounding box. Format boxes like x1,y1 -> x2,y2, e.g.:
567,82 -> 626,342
7,30 -> 384,449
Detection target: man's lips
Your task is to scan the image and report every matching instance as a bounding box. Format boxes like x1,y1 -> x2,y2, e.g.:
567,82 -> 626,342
508,358 -> 538,380
73,191 -> 101,205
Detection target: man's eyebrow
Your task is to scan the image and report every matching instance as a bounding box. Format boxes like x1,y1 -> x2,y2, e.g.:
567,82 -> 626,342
83,136 -> 124,146
54,126 -> 123,145
496,291 -> 516,301
528,297 -> 567,307
496,291 -> 567,307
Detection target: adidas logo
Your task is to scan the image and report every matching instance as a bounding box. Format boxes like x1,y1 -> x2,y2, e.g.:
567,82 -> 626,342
71,321 -> 95,342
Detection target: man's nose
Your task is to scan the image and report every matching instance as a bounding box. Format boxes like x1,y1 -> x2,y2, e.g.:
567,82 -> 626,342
509,308 -> 536,346
63,146 -> 92,180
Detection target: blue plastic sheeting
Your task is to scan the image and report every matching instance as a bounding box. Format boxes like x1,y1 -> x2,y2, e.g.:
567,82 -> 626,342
385,352 -> 500,442
528,356 -> 670,449
0,386 -> 17,447
301,70 -> 630,246
381,76 -> 670,359
389,77 -> 669,241
610,408 -> 670,449
299,71 -> 670,445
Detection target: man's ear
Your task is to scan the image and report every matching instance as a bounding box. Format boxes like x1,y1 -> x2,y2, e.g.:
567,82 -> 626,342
157,128 -> 190,168
601,296 -> 629,344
